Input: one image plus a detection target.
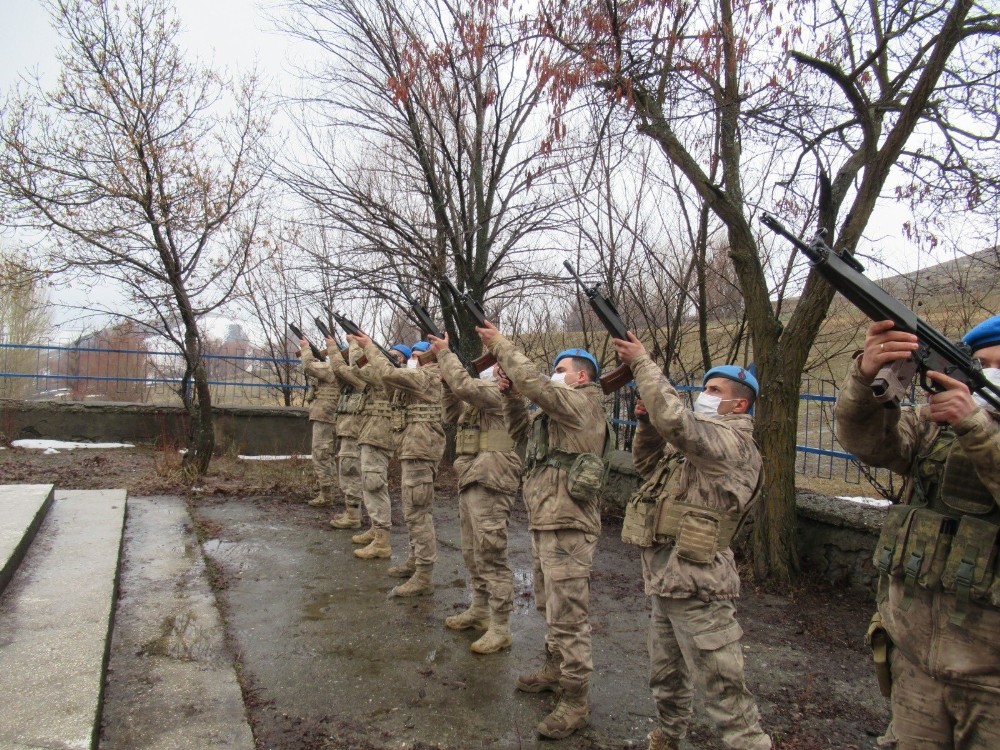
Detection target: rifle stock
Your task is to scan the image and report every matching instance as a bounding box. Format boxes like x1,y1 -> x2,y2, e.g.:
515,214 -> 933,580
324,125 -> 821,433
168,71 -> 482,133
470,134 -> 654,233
600,363 -> 633,395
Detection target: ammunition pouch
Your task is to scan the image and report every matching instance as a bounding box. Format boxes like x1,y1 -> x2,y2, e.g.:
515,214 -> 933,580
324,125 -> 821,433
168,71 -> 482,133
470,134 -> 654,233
622,456 -> 679,548
524,413 -> 611,504
336,390 -> 363,415
656,503 -> 744,564
456,425 -> 481,455
865,612 -> 892,698
390,404 -> 407,431
456,425 -> 515,456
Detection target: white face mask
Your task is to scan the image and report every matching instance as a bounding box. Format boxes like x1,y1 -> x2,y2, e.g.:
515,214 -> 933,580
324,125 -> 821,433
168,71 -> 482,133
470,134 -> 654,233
407,358 -> 419,369
693,392 -> 722,415
550,371 -> 567,385
973,367 -> 1000,412
479,367 -> 495,381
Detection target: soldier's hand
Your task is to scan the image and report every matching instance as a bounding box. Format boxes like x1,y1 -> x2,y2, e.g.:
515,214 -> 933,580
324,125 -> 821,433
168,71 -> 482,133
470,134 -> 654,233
496,366 -> 512,393
634,398 -> 649,422
348,332 -> 373,349
613,332 -> 646,364
925,371 -> 978,425
476,319 -> 500,346
427,333 -> 449,354
859,320 -> 919,380
325,337 -> 336,348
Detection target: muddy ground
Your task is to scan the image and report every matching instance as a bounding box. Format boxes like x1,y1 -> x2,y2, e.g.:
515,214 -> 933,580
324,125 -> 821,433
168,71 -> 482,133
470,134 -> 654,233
0,445 -> 890,749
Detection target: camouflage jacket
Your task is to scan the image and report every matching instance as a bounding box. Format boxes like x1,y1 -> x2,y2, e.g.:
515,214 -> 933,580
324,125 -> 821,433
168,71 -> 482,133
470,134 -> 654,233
488,333 -> 606,534
327,351 -> 367,439
439,350 -> 522,495
300,346 -> 339,425
349,342 -> 396,452
630,353 -> 761,601
366,343 -> 445,463
836,356 -> 1000,692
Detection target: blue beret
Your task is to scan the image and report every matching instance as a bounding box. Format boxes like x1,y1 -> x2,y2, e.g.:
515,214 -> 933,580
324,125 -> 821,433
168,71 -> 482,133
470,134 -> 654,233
553,348 -> 601,377
963,315 -> 1000,353
704,365 -> 759,397
391,343 -> 412,359
410,341 -> 431,353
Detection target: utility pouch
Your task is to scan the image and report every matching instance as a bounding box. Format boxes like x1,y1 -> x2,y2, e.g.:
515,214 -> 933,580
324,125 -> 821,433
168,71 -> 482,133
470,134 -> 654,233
337,391 -> 363,415
942,516 -> 1000,625
674,512 -> 721,564
390,405 -> 407,432
865,612 -> 892,698
456,425 -> 481,455
873,505 -> 917,577
566,452 -> 607,504
622,496 -> 659,547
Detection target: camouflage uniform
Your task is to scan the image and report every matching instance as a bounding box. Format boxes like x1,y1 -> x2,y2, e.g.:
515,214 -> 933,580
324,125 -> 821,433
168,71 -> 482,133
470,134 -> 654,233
300,346 -> 340,503
327,351 -> 366,516
351,343 -> 397,532
366,343 -> 445,583
629,353 -> 771,750
489,333 -> 606,689
439,350 -> 521,643
836,356 -> 1000,750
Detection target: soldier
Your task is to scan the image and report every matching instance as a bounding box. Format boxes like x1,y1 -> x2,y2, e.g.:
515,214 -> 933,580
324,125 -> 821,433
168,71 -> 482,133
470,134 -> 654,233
612,333 -> 771,750
358,335 -> 445,597
834,316 -> 1000,750
348,340 -> 410,560
324,338 -> 368,530
477,320 -> 608,740
428,333 -> 521,653
298,339 -> 341,511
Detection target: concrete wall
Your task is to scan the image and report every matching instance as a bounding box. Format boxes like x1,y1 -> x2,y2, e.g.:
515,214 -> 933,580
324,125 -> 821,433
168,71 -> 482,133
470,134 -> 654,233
0,399 -> 310,456
602,450 -> 885,594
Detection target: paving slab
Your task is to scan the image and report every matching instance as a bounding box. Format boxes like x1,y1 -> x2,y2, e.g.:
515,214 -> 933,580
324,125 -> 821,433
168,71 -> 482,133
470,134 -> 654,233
99,496 -> 255,750
0,484 -> 55,594
0,489 -> 127,750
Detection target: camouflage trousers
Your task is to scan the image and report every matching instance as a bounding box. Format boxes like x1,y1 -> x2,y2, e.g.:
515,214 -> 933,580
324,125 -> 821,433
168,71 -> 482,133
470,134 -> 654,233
337,436 -> 362,508
401,459 -> 437,567
311,420 -> 338,489
649,596 -> 771,750
532,528 -> 598,683
459,483 -> 515,615
889,647 -> 1000,749
359,443 -> 392,529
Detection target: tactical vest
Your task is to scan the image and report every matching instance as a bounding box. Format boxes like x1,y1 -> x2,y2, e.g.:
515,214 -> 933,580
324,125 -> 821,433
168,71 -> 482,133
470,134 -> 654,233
621,450 -> 759,564
873,426 -> 1000,624
455,405 -> 515,456
336,385 -> 362,415
360,386 -> 391,419
523,413 -> 611,504
389,391 -> 441,432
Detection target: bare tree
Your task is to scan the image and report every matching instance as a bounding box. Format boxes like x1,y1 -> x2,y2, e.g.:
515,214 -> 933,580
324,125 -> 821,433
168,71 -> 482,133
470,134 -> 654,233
0,247 -> 52,399
277,0 -> 574,358
537,0 -> 1000,582
0,0 -> 270,475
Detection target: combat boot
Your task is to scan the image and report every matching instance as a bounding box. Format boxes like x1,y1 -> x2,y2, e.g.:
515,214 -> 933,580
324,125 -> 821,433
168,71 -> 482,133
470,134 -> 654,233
647,727 -> 679,750
353,528 -> 391,559
444,596 -> 490,631
387,556 -> 416,578
308,485 -> 335,507
470,613 -> 512,654
536,678 -> 589,739
330,505 -> 362,529
389,565 -> 434,597
351,525 -> 375,545
515,646 -> 562,693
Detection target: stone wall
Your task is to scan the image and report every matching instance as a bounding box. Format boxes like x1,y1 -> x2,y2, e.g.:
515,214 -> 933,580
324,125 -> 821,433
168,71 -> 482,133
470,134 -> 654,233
601,450 -> 885,594
0,399 -> 310,456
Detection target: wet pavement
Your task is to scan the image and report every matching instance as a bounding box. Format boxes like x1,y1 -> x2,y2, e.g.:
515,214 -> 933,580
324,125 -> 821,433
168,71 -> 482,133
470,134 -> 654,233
192,488 -> 890,750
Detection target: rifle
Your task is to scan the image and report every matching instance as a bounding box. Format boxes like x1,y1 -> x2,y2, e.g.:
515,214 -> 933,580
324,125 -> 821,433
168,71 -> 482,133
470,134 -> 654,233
562,261 -> 632,394
287,322 -> 325,362
440,278 -> 498,371
330,310 -> 401,368
313,316 -> 349,363
761,213 -> 1000,410
398,285 -> 444,366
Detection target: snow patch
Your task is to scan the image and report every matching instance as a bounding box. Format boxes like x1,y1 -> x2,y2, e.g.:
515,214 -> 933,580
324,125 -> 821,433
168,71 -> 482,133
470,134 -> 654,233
12,439 -> 135,451
838,495 -> 892,508
238,454 -> 310,461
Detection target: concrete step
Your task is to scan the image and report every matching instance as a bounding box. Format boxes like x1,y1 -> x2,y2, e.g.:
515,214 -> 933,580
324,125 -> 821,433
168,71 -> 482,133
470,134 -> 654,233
0,489 -> 127,750
99,496 -> 255,749
0,484 -> 55,594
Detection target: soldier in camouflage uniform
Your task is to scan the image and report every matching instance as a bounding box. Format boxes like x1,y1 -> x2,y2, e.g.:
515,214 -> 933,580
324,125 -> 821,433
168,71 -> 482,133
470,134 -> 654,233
348,340 -> 409,560
478,320 -> 608,740
835,317 -> 1000,750
360,336 -> 445,597
428,333 -> 522,653
613,333 -> 771,750
324,339 -> 368,529
298,340 -> 341,510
